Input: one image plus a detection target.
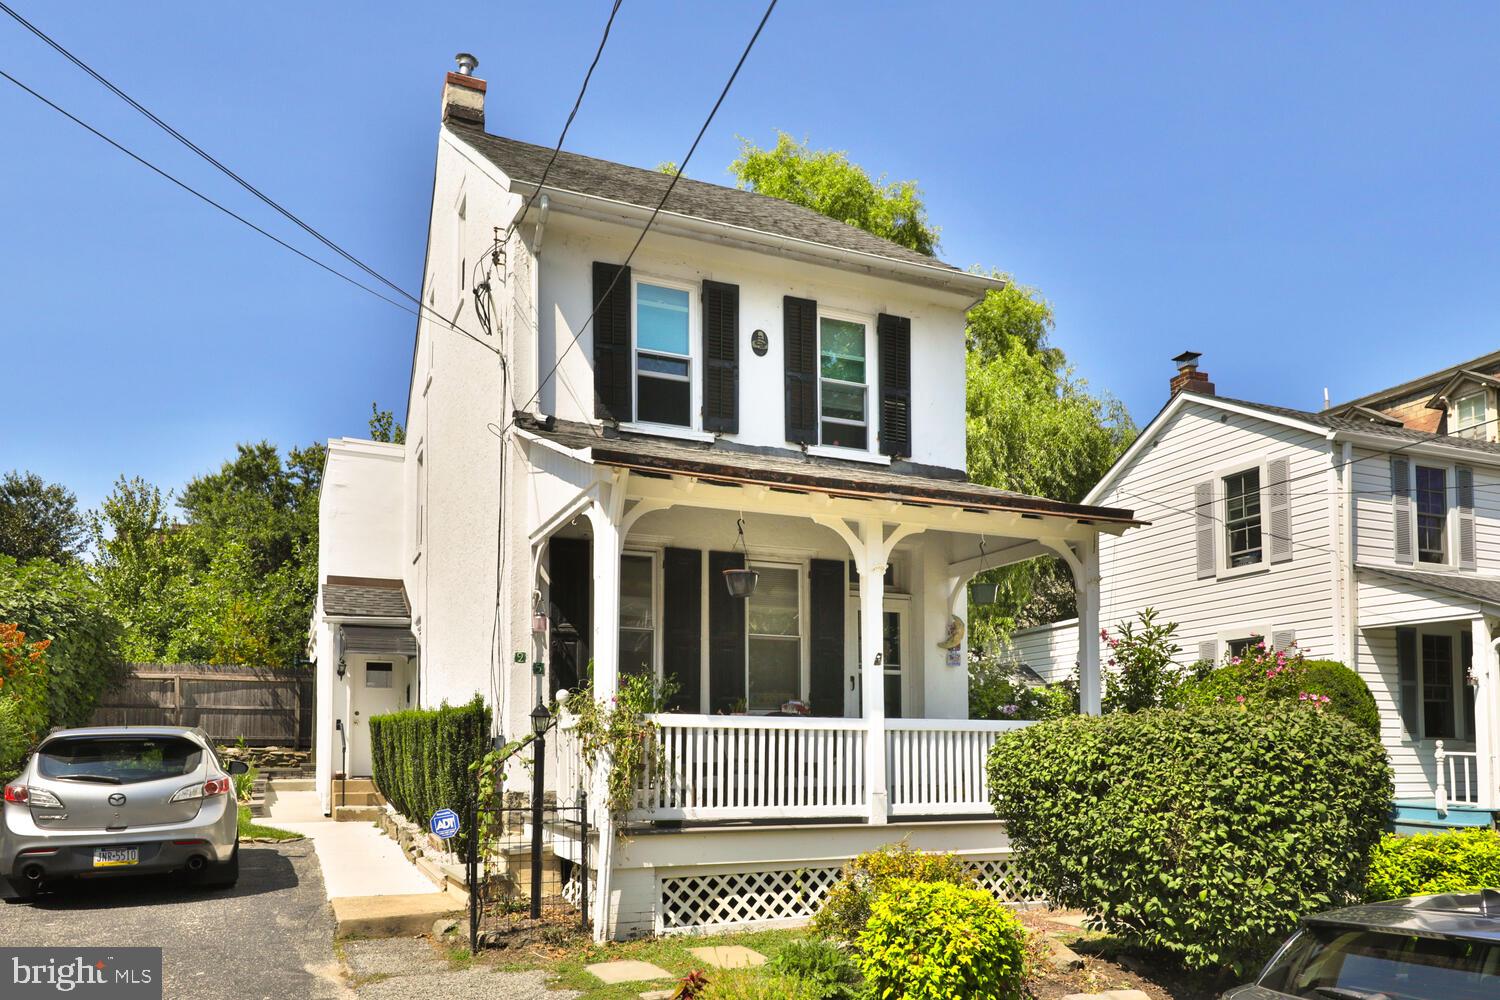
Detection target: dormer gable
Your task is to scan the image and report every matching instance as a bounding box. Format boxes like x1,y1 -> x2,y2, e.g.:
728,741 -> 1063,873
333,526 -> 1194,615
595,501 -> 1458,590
1425,369 -> 1500,441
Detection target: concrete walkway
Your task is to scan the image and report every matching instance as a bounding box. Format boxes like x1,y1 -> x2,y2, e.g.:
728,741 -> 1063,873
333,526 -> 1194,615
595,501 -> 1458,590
267,790 -> 434,899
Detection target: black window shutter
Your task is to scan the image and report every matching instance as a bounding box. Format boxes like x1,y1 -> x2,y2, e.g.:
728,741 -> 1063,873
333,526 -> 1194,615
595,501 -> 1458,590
877,313 -> 912,457
808,559 -> 845,717
1396,626 -> 1419,738
707,550 -> 746,712
702,280 -> 739,434
592,261 -> 632,422
662,548 -> 702,712
783,295 -> 818,444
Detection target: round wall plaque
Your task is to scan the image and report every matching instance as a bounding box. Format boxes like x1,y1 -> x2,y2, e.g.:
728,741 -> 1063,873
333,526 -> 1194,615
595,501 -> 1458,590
751,329 -> 769,356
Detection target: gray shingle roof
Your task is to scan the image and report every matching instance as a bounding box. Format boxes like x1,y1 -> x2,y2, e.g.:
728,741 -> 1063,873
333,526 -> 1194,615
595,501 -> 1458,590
1191,392 -> 1500,459
447,123 -> 963,274
1357,564 -> 1500,609
322,580 -> 410,618
341,624 -> 419,656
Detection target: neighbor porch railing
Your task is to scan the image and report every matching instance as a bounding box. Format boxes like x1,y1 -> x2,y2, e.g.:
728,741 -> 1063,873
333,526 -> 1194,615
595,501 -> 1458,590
885,719 -> 1032,816
1435,740 -> 1481,813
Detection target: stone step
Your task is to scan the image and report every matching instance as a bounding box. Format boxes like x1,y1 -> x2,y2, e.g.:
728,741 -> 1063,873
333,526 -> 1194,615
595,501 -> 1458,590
331,893 -> 465,939
268,777 -> 315,792
334,804 -> 384,822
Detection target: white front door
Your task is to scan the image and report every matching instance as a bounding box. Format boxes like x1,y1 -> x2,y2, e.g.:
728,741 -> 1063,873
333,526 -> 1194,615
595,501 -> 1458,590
348,659 -> 402,776
848,600 -> 910,719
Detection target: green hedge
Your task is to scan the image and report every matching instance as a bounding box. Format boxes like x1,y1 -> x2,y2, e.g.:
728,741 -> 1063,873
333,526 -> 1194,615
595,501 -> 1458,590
1180,655 -> 1379,737
1366,829 -> 1500,901
856,879 -> 1027,1000
368,696 -> 490,854
988,705 -> 1392,973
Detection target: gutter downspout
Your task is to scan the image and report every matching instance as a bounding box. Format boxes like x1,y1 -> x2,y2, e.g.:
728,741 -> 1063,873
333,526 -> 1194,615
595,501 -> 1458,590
1343,441 -> 1359,674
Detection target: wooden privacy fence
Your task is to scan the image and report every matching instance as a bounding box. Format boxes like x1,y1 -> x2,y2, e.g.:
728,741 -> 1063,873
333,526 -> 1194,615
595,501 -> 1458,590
90,663 -> 314,747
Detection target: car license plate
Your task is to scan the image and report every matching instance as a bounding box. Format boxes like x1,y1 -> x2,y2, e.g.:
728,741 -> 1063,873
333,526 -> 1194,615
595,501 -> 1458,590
93,847 -> 139,868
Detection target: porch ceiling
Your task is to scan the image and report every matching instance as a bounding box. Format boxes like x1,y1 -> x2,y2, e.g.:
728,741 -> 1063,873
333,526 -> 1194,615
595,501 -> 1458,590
516,413 -> 1141,531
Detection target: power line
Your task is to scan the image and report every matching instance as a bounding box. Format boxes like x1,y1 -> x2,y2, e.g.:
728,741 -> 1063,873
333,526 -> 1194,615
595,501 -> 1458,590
0,66 -> 501,357
506,0 -> 780,431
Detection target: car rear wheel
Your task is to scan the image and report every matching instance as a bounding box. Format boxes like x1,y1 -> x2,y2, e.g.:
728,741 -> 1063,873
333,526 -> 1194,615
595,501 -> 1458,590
199,842 -> 238,889
4,875 -> 38,902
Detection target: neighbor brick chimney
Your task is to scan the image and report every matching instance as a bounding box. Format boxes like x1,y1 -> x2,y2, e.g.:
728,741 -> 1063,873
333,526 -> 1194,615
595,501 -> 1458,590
1170,350 -> 1215,398
441,53 -> 485,128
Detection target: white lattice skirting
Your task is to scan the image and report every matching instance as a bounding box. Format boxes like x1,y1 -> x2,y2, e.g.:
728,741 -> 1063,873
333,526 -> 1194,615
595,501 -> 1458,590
657,853 -> 1036,934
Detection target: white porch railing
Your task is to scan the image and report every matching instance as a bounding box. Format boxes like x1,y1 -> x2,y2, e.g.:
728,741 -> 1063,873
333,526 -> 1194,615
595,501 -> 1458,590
636,714 -> 869,822
885,719 -> 1034,816
1434,740 -> 1480,813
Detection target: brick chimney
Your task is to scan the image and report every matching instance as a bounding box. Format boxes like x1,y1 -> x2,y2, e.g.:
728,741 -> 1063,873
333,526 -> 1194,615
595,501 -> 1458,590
441,53 -> 485,128
1169,350 -> 1215,398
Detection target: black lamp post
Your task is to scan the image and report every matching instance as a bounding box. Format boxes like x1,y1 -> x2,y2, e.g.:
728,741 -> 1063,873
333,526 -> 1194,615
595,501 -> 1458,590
529,699 -> 550,919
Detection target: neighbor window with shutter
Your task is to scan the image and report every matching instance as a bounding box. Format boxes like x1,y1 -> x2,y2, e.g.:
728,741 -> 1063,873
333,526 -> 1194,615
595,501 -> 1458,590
618,553 -> 656,679
819,316 -> 870,449
1223,468 -> 1263,568
1415,466 -> 1447,564
634,280 -> 695,427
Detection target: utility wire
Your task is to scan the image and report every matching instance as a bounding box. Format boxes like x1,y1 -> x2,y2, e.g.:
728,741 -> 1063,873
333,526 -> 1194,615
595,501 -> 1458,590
505,0 -> 780,431
0,66 -> 502,357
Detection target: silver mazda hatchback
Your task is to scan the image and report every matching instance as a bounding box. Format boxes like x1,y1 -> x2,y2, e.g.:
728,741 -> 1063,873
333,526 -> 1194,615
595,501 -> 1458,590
1,726 -> 247,900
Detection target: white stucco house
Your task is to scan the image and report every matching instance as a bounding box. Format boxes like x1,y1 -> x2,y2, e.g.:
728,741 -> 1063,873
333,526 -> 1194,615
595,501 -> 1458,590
307,58 -> 1141,939
1014,350 -> 1500,832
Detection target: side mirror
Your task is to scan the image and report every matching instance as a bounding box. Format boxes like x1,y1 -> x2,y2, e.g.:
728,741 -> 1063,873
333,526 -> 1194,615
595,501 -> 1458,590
226,760 -> 251,776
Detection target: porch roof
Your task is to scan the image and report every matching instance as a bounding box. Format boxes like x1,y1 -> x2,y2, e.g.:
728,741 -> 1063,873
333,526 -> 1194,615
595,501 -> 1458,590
1358,564 -> 1500,612
340,624 -> 419,657
322,577 -> 411,618
516,414 -> 1141,526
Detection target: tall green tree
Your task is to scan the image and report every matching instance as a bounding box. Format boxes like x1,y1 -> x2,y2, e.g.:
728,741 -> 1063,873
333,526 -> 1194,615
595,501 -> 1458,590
729,136 -> 1133,646
368,403 -> 406,444
730,133 -> 940,256
0,471 -> 87,563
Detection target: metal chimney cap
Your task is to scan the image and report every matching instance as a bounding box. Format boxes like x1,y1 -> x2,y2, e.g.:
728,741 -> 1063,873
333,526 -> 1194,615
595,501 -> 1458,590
454,53 -> 479,76
1172,350 -> 1202,369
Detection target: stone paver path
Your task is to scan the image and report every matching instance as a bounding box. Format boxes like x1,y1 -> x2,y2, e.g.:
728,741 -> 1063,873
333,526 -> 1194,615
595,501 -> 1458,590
686,945 -> 767,969
584,960 -> 675,984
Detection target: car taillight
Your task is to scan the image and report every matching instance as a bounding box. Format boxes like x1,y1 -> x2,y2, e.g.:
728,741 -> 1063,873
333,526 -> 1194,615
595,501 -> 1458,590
170,776 -> 231,803
1,785 -> 61,808
4,784 -> 27,804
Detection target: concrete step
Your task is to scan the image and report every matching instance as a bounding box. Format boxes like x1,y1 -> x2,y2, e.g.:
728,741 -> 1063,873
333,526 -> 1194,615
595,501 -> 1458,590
334,805 -> 384,823
268,777 -> 314,792
334,792 -> 384,807
331,893 -> 466,939
332,777 -> 378,794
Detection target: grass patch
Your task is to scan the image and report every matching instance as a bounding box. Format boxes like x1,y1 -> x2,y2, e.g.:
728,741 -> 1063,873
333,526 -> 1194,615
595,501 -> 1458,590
489,927 -> 812,1000
237,805 -> 302,841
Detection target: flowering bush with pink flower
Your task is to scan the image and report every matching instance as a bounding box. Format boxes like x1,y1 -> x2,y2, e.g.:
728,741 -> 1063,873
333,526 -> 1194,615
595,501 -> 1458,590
1100,608 -> 1190,713
1179,644 -> 1379,737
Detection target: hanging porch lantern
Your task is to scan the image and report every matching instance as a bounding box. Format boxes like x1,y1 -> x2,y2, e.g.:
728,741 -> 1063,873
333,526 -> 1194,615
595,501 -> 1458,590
723,517 -> 759,598
969,537 -> 998,605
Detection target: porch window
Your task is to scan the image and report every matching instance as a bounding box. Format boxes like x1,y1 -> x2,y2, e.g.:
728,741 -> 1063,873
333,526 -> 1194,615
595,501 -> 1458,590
1422,633 -> 1456,739
635,282 -> 693,427
1223,469 -> 1262,567
365,662 -> 393,688
819,317 -> 868,449
1416,466 -> 1447,563
619,553 -> 656,679
1453,391 -> 1487,439
746,565 -> 801,712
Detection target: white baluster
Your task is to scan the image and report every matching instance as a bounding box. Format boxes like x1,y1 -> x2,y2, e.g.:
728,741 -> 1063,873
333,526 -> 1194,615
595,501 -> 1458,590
1435,739 -> 1449,817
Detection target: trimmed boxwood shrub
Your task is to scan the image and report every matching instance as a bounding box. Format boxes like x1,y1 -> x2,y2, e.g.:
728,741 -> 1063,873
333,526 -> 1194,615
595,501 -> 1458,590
1366,829 -> 1500,901
1179,648 -> 1379,738
812,841 -> 976,941
988,705 -> 1392,973
855,878 -> 1028,1000
368,696 -> 490,854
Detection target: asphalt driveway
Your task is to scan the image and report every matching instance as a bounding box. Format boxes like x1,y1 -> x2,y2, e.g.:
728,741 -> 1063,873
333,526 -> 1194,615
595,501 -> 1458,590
0,841 -> 347,1000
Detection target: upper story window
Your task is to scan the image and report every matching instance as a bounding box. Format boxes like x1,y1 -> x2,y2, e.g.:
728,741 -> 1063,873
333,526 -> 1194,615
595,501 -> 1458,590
1416,465 -> 1447,563
819,316 -> 869,449
634,281 -> 694,428
1224,468 -> 1263,568
1453,391 -> 1487,439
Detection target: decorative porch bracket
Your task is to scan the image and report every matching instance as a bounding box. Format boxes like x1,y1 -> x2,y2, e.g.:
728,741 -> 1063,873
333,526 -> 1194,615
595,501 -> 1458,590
1042,538 -> 1103,717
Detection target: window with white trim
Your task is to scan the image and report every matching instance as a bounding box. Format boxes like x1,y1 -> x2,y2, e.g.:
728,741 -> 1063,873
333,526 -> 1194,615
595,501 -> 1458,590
1453,391 -> 1487,439
634,280 -> 693,427
1415,465 -> 1447,564
1421,633 -> 1457,739
618,553 -> 656,679
746,564 -> 801,713
818,316 -> 869,450
1223,468 -> 1263,568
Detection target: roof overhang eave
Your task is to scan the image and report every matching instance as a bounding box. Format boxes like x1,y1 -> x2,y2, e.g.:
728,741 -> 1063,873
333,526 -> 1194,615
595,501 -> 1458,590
511,181 -> 1005,302
1332,428 -> 1500,466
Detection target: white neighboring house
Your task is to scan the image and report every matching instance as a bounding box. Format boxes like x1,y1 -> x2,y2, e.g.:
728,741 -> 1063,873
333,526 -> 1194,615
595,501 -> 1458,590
1020,350 -> 1500,829
307,58 -> 1141,939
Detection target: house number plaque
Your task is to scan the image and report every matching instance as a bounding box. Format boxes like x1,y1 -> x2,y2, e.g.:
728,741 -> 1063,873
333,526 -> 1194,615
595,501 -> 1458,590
751,329 -> 769,356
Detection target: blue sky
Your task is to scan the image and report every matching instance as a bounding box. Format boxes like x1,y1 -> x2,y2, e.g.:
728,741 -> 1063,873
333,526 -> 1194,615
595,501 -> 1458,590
6,2 -> 1500,513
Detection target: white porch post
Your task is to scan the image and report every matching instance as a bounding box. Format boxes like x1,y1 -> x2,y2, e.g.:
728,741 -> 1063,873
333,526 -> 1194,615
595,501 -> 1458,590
583,489 -> 623,941
1076,536 -> 1102,716
1472,615 -> 1497,809
858,517 -> 889,826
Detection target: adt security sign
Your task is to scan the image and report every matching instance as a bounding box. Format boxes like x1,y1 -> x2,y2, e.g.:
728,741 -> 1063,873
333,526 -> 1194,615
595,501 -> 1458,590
429,807 -> 461,840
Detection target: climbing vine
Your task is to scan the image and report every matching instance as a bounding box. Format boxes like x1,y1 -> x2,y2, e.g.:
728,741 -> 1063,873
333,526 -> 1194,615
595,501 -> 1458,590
566,673 -> 675,818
